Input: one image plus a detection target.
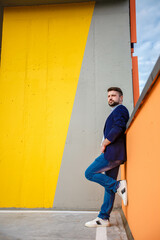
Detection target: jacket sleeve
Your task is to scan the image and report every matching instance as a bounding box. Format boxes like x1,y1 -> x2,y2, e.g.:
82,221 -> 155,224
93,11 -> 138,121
106,107 -> 129,142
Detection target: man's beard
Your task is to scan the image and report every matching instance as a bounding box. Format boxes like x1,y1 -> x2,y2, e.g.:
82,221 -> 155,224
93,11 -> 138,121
108,101 -> 119,107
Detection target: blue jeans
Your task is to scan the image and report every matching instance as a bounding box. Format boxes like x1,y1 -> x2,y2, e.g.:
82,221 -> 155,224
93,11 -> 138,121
85,153 -> 122,220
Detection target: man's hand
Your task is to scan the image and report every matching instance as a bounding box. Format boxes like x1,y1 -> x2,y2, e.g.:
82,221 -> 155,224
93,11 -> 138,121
101,138 -> 111,153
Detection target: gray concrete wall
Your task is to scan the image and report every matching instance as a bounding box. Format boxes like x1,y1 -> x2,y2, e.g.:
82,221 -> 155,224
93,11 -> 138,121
0,0 -> 133,210
53,0 -> 134,210
1,0 -> 108,7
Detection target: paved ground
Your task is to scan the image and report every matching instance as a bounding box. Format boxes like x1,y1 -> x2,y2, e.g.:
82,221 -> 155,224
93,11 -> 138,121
0,210 -> 128,240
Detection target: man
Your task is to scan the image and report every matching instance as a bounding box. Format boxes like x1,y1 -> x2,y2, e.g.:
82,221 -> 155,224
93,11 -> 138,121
85,87 -> 129,227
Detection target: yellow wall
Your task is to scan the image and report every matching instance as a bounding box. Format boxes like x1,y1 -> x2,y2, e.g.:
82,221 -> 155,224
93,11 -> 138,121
122,74 -> 160,239
0,3 -> 95,208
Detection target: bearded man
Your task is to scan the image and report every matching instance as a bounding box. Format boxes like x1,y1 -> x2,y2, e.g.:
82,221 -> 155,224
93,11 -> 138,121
85,87 -> 129,228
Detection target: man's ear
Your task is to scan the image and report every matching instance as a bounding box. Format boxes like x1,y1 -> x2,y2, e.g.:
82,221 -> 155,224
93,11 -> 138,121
120,95 -> 123,103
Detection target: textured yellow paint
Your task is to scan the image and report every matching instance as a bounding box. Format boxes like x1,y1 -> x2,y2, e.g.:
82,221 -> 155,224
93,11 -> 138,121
0,3 -> 95,208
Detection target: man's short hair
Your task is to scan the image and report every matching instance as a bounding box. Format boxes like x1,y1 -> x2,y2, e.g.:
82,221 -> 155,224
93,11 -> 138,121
107,87 -> 123,96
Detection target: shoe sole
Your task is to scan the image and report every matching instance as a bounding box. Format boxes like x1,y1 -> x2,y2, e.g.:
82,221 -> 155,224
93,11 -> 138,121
121,180 -> 127,206
85,223 -> 110,228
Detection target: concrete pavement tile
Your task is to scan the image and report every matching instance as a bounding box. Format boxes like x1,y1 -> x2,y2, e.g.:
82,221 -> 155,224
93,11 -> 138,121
0,210 -> 128,240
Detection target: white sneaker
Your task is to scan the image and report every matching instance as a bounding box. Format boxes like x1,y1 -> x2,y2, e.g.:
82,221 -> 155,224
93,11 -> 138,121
85,217 -> 110,228
117,180 -> 127,206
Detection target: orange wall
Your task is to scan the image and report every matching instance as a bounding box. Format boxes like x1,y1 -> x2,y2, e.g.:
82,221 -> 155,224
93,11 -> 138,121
130,0 -> 137,43
130,0 -> 139,106
122,75 -> 160,240
132,56 -> 139,106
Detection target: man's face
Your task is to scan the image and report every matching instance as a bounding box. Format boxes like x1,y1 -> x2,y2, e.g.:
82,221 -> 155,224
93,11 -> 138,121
108,90 -> 123,107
